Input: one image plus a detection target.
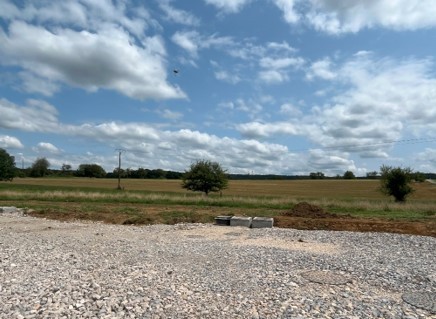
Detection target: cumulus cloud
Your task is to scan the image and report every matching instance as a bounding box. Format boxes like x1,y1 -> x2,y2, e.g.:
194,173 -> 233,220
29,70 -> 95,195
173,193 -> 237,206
308,149 -> 356,173
234,54 -> 436,161
0,96 -> 307,174
0,0 -> 153,38
0,2 -> 185,100
237,121 -> 300,138
308,55 -> 436,157
0,99 -> 60,132
0,135 -> 24,149
33,142 -> 61,154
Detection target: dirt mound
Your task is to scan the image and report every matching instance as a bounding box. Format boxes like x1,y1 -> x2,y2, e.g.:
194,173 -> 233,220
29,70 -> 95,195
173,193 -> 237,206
282,202 -> 338,218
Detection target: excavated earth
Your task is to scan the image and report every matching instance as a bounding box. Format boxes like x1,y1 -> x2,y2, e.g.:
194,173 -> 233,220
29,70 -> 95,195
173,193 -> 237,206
275,202 -> 436,237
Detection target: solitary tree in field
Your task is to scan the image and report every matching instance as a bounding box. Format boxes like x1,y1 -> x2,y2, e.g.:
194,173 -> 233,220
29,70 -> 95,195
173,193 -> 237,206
379,165 -> 414,202
182,160 -> 228,195
30,157 -> 50,177
343,171 -> 355,179
0,148 -> 16,181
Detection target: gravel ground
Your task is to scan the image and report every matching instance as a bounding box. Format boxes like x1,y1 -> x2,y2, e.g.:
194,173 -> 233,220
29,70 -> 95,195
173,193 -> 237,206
0,210 -> 435,319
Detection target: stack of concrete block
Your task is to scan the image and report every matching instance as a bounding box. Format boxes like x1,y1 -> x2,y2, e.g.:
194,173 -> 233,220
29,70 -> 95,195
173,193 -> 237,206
214,216 -> 232,226
230,216 -> 253,227
251,217 -> 274,228
214,215 -> 274,228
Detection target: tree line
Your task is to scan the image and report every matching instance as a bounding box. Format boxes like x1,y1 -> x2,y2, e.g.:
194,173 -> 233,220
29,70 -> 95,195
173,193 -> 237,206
1,149 -> 435,181
0,148 -> 434,202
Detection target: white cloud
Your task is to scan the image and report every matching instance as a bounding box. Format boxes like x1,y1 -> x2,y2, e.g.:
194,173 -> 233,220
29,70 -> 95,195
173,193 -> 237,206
249,42 -> 305,84
415,148 -> 436,172
0,99 -> 59,132
258,70 -> 288,84
172,30 -> 234,58
306,57 -> 337,80
0,96 -> 305,173
268,0 -> 436,34
204,0 -> 253,13
33,142 -> 61,154
159,1 -> 200,26
214,70 -> 241,84
0,2 -> 185,101
0,0 -> 153,37
171,31 -> 201,57
0,135 -> 24,149
308,149 -> 356,173
306,55 -> 436,157
260,57 -> 304,70
237,121 -> 300,138
272,0 -> 300,24
158,109 -> 184,121
232,54 -> 436,162
18,72 -> 60,96
307,0 -> 436,34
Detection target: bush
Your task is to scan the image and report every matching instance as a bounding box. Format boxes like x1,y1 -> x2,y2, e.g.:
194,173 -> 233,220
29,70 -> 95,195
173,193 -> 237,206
379,165 -> 414,202
76,164 -> 106,178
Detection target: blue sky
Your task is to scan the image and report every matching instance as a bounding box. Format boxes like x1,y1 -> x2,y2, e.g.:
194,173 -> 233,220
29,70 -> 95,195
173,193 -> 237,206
1,0 -> 436,176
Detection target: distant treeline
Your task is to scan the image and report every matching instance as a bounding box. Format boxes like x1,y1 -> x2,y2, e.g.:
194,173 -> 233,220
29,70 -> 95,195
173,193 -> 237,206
15,166 -> 436,181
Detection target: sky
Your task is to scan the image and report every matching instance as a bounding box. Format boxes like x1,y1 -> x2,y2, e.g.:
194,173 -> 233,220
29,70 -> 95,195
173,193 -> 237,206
1,0 -> 436,176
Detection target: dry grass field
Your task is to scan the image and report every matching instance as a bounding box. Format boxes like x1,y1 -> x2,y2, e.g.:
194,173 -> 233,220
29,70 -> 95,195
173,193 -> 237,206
1,178 -> 435,236
7,177 -> 435,199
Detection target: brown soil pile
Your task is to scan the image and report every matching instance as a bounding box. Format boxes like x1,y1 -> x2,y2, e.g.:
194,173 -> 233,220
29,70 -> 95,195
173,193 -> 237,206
282,202 -> 339,218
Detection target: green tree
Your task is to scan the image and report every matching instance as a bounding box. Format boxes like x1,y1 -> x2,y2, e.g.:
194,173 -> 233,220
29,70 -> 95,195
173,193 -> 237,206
30,157 -> 50,177
76,164 -> 106,178
343,171 -> 355,179
61,163 -> 73,176
366,171 -> 379,179
0,148 -> 16,181
309,172 -> 325,179
379,165 -> 414,202
182,160 -> 228,195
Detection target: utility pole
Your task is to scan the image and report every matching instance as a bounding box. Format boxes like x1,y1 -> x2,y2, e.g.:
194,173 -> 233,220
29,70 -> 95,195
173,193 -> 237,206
116,149 -> 124,190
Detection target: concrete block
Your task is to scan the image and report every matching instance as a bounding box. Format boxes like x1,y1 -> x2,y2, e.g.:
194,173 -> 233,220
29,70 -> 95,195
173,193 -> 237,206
230,216 -> 252,228
0,206 -> 17,213
251,217 -> 274,228
214,216 -> 232,226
